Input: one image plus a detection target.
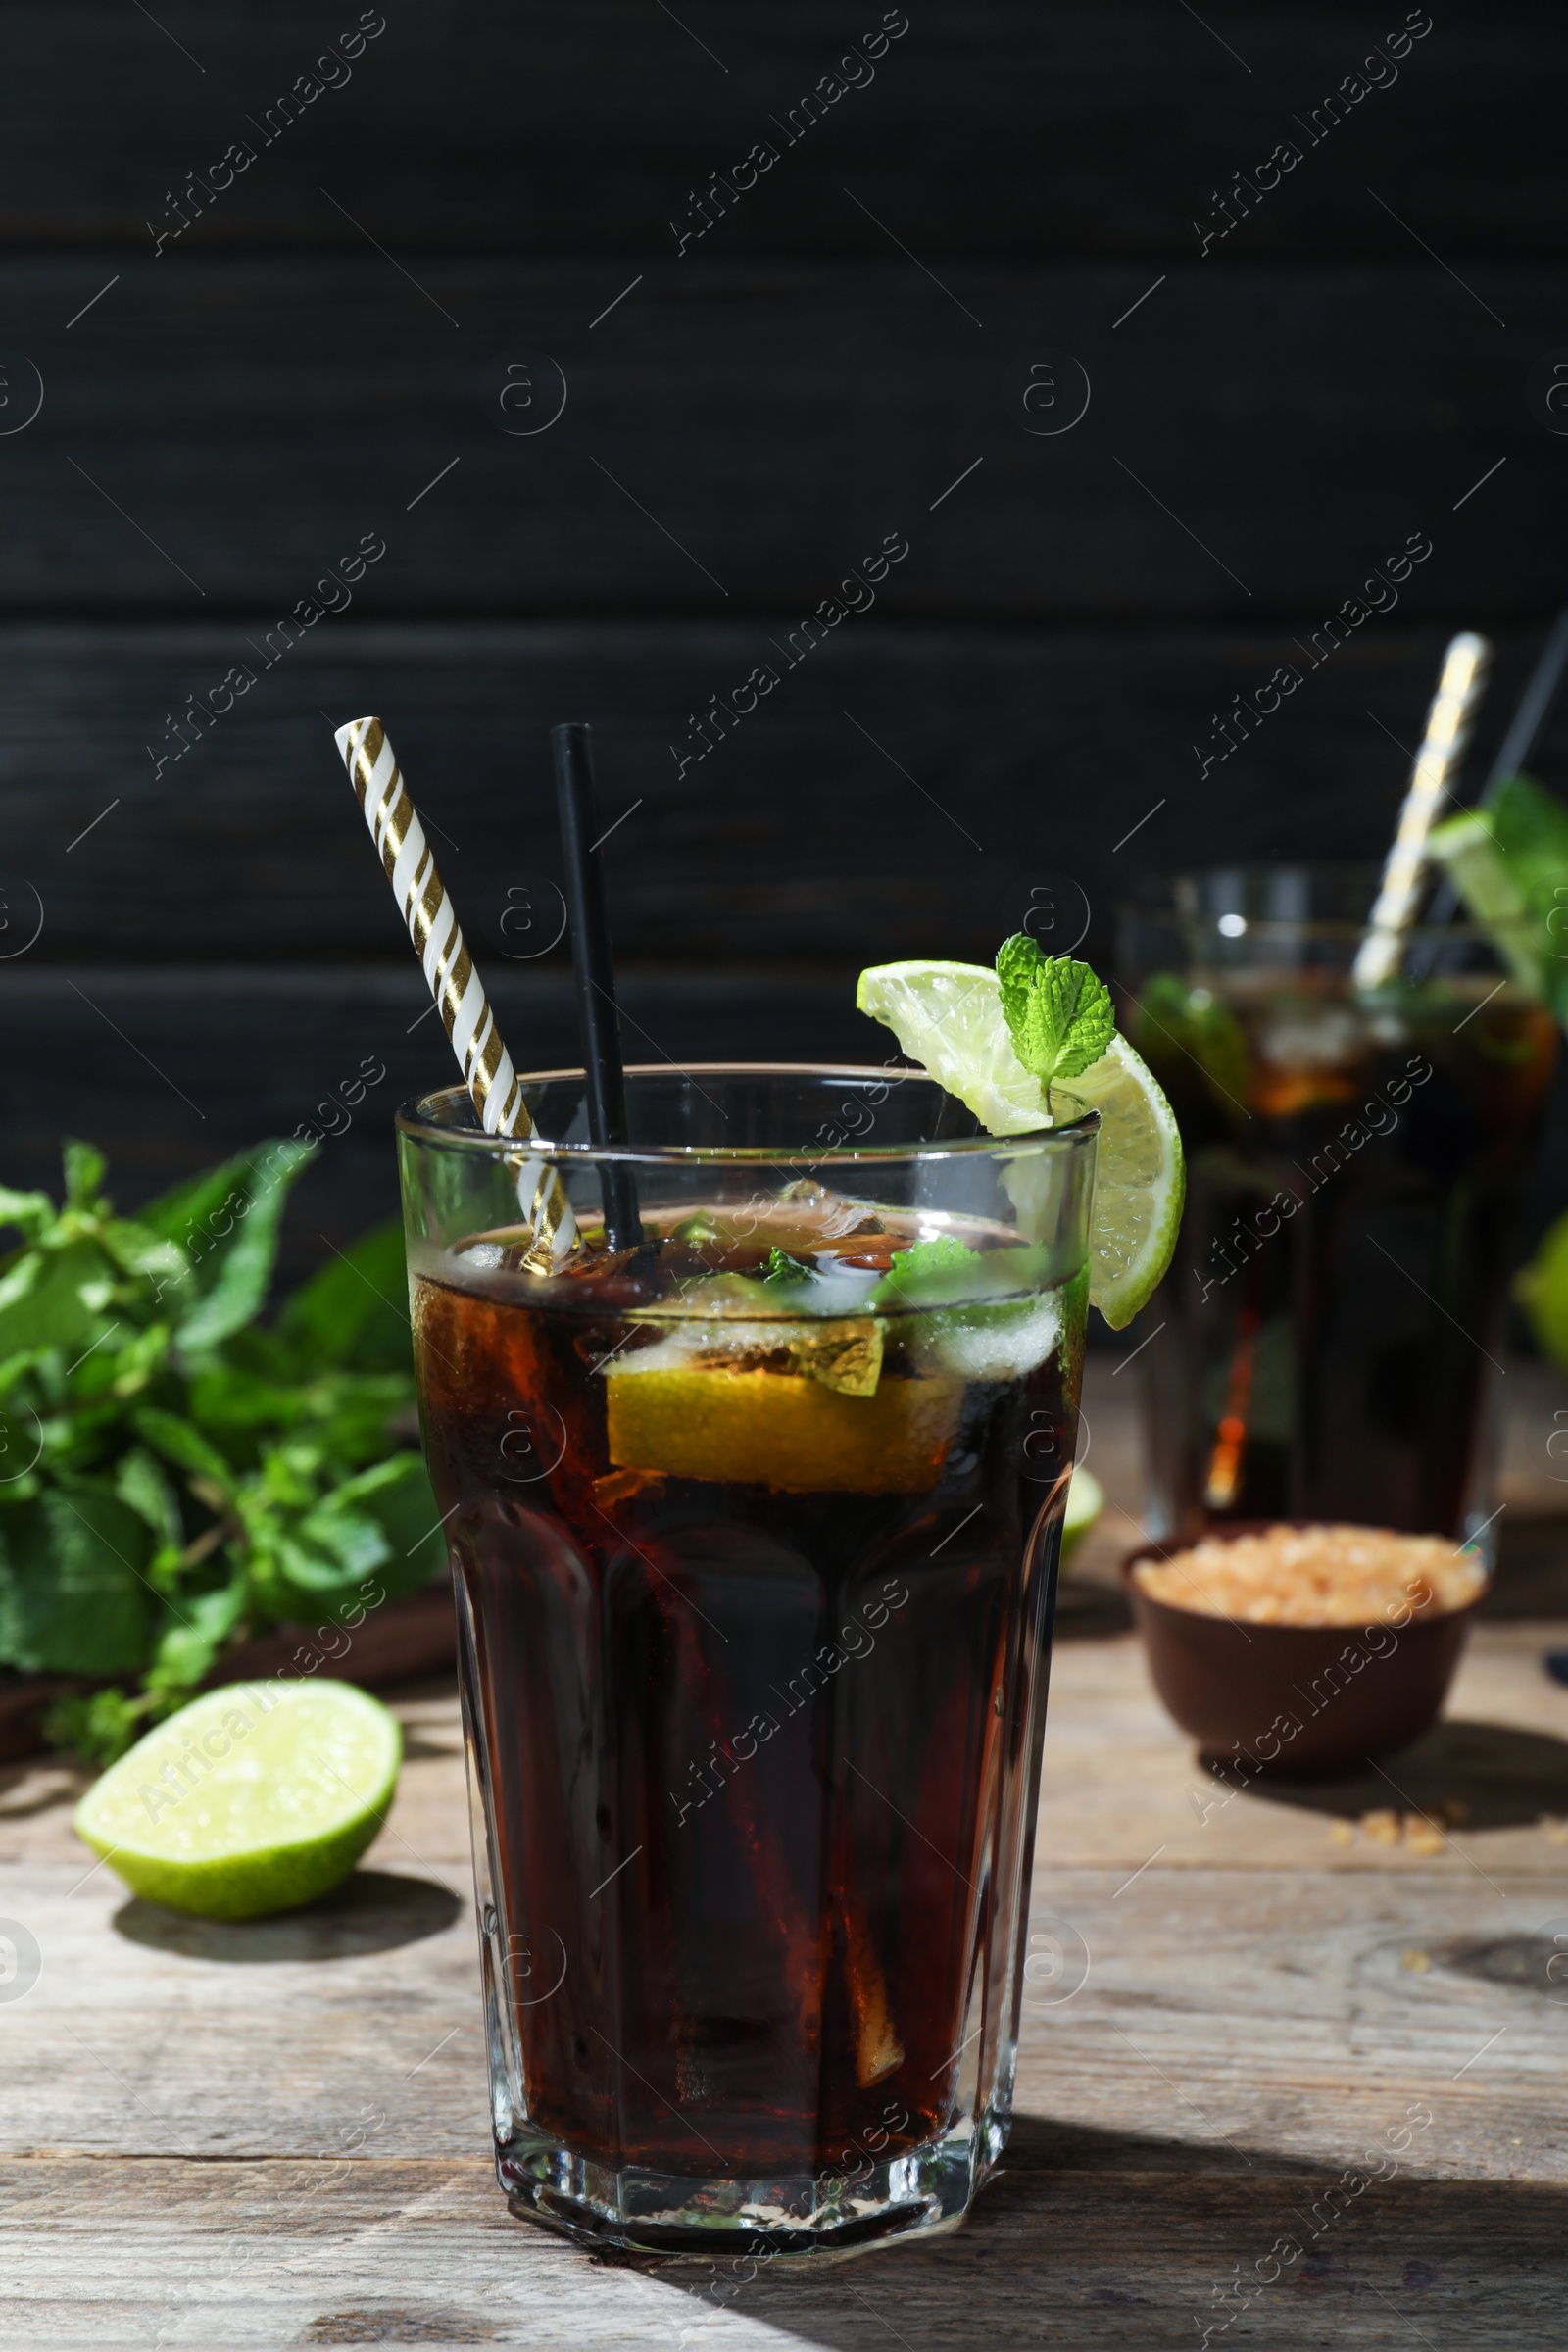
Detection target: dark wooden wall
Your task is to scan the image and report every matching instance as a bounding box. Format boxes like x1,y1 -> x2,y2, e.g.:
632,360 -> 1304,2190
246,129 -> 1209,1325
3,2 -> 1564,1272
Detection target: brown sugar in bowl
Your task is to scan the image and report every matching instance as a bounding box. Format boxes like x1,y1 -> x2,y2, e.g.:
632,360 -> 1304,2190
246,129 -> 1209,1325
1121,1521 -> 1490,1776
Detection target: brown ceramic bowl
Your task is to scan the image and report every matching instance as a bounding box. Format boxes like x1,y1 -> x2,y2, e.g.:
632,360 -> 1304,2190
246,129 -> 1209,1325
1122,1522 -> 1489,1777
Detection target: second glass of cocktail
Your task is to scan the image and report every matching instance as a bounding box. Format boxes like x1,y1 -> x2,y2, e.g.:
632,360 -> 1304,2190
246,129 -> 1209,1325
1120,868 -> 1557,1549
399,1064 -> 1097,2252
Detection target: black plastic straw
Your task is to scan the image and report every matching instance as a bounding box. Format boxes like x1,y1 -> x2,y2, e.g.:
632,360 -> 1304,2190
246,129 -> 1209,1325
551,720 -> 643,1249
1426,605 -> 1568,925
1484,605 -> 1568,792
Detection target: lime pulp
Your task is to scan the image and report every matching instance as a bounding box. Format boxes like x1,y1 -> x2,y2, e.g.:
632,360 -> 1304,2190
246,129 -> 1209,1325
74,1680 -> 402,1921
856,959 -> 1185,1329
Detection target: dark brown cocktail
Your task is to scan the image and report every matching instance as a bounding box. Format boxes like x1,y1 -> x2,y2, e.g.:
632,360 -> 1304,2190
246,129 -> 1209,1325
399,1067 -> 1096,2248
1123,876 -> 1555,1547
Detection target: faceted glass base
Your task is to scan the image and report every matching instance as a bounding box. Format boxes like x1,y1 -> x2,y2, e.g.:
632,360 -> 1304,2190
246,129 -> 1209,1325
495,2107 -> 1009,2255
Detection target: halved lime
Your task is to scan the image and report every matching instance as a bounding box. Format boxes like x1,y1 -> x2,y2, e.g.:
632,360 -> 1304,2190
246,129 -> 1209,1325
858,960 -> 1184,1329
74,1681 -> 402,1921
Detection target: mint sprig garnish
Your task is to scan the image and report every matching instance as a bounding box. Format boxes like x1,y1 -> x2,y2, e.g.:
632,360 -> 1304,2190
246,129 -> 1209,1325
995,935 -> 1115,1092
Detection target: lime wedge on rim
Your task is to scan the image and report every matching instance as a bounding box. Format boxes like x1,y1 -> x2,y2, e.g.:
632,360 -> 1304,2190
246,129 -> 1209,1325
1426,805 -> 1548,998
857,958 -> 1184,1329
856,960 -> 1048,1136
1055,1031 -> 1185,1326
74,1681 -> 402,1921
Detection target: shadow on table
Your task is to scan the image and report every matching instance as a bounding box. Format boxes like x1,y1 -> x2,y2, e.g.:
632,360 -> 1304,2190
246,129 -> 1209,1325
111,1868 -> 462,1962
398,1724 -> 466,1761
0,1754 -> 89,1819
626,2118 -> 1568,2350
1053,1575 -> 1134,1641
1209,1717 -> 1568,1830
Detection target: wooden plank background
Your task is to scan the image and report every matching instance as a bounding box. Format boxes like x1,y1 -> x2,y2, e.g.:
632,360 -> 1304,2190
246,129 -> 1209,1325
9,1349 -> 1568,2347
0,0 -> 1562,1260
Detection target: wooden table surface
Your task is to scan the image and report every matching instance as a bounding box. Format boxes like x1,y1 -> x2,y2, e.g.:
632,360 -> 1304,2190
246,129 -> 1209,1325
6,1362 -> 1568,2348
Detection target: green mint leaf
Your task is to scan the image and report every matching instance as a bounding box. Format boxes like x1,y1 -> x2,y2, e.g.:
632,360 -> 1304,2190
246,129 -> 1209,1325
0,1237 -> 115,1363
131,1406 -> 236,1490
0,1485 -> 152,1675
996,931 -> 1047,1043
275,1218 -> 412,1375
1053,965 -> 1115,1081
299,1455 -> 446,1602
62,1139 -> 108,1212
0,1187 -> 58,1248
754,1246 -> 813,1290
147,1582 -> 247,1696
140,1138 -> 318,1351
45,1686 -> 156,1768
994,935 -> 1115,1088
872,1233 -> 982,1306
114,1446 -> 184,1551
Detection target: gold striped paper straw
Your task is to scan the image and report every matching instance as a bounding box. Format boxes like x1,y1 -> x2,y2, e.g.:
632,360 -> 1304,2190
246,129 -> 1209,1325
334,715 -> 577,1266
1351,632 -> 1494,992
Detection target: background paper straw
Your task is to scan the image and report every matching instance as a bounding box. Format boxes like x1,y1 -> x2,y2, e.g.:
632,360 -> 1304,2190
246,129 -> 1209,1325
334,714 -> 576,1264
1351,632 -> 1494,991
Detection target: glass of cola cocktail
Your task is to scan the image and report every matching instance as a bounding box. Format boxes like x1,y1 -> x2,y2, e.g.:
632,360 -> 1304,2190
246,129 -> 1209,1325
398,1062 -> 1096,2251
1120,869 -> 1556,1552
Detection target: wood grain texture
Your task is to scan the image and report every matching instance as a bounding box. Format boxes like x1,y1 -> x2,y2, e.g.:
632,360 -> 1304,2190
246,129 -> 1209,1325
9,621 -> 1568,968
3,957 -> 1563,1289
9,607 -> 1568,1242
4,1381 -> 1568,2343
6,1810 -> 1567,2168
1,262 -> 1549,619
9,3 -> 1566,261
0,2154 -> 1560,2342
2,2157 -> 1566,2347
3,0 -> 1557,1334
0,964 -> 875,1278
8,1631 -> 1568,2154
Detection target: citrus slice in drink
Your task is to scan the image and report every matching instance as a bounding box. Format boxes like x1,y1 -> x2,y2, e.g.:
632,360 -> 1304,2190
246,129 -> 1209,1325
74,1681 -> 402,1921
857,959 -> 1184,1329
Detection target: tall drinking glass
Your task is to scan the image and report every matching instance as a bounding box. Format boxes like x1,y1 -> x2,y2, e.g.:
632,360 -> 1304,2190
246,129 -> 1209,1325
1119,869 -> 1557,1553
397,1064 -> 1096,2252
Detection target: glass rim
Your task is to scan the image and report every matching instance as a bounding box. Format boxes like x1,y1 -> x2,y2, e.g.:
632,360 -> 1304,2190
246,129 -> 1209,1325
1123,866 -> 1535,949
1165,917 -> 1531,944
396,1064 -> 1101,1166
1122,904 -> 1529,943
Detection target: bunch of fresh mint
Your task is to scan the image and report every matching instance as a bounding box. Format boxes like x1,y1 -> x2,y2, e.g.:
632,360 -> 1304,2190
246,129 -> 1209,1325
0,1138 -> 445,1764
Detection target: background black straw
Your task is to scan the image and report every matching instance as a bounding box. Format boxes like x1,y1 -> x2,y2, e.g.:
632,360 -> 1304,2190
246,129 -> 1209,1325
551,718 -> 643,1249
2,2 -> 1564,1286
